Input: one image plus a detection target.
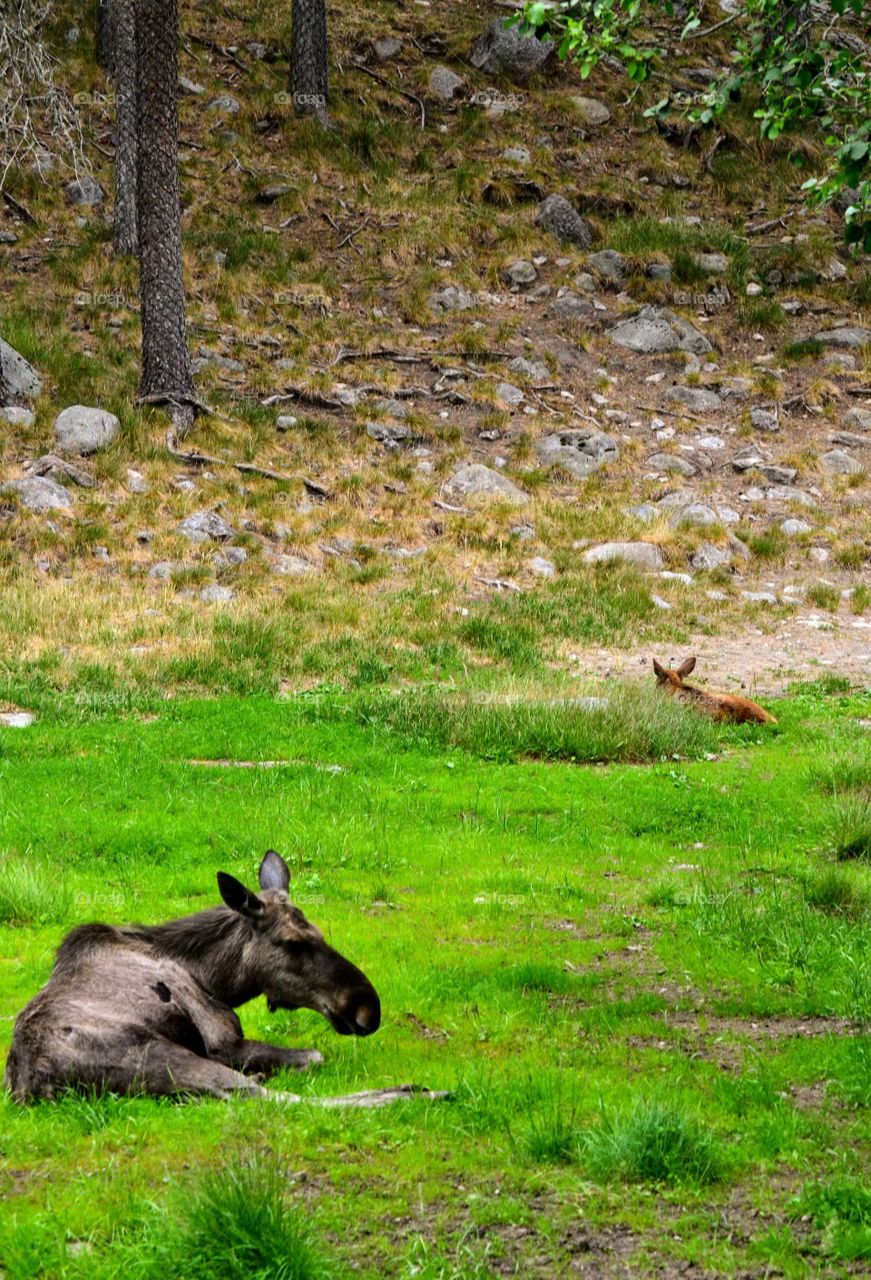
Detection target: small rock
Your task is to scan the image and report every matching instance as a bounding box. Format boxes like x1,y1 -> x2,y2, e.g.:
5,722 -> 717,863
537,428 -> 619,479
65,176 -> 104,206
742,590 -> 779,606
2,476 -> 71,511
671,503 -> 718,528
0,405 -> 34,427
444,463 -> 528,506
366,421 -> 412,446
528,556 -> 556,579
429,284 -> 476,315
750,407 -> 779,433
200,584 -> 236,604
609,306 -> 713,356
690,543 -> 730,570
276,415 -> 298,432
760,464 -> 797,486
844,408 -> 871,432
666,386 -> 722,413
694,252 -> 728,273
570,96 -> 611,126
647,263 -> 672,283
470,19 -> 553,81
822,448 -> 862,475
148,561 -> 179,580
271,554 -> 316,577
0,230 -> 18,245
582,542 -> 664,571
780,518 -> 811,537
745,282 -> 763,297
548,291 -> 595,320
496,381 -> 524,407
648,453 -> 697,477
373,36 -> 402,60
502,146 -> 531,165
813,326 -> 871,349
504,260 -> 537,287
429,65 -> 464,102
179,75 -> 206,95
215,546 -> 248,567
178,510 -> 235,543
206,94 -> 241,115
53,405 -> 119,455
0,337 -> 43,399
588,249 -> 626,281
508,356 -> 549,382
126,468 -> 149,494
0,710 -> 35,727
536,195 -> 592,249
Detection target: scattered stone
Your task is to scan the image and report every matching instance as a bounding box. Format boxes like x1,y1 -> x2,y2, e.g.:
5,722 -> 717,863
536,428 -> 619,479
256,184 -> 293,204
781,518 -> 812,537
820,258 -> 847,282
149,561 -> 180,580
0,405 -> 34,427
53,405 -> 119,455
647,452 -> 697,477
548,291 -> 595,320
582,541 -> 664,571
429,65 -> 464,102
508,356 -> 549,381
65,176 -> 104,206
373,36 -> 402,60
0,337 -> 43,399
179,75 -> 206,95
573,272 -> 597,294
647,263 -> 672,283
750,407 -> 779,432
206,94 -> 241,115
666,386 -> 722,413
651,594 -> 672,611
732,446 -> 768,473
470,19 -> 553,81
694,252 -> 728,273
760,464 -> 797,486
200,584 -> 236,604
824,352 -> 857,371
178,510 -> 235,543
588,249 -> 626,281
429,284 -> 476,315
743,590 -> 779,606
0,230 -> 18,245
366,421 -> 412,446
672,503 -> 718,528
271,554 -> 316,577
0,710 -> 35,727
745,282 -> 763,297
822,448 -> 862,475
844,408 -> 871,432
690,543 -> 730,570
444,464 -> 528,506
528,556 -> 556,579
535,194 -> 592,249
276,415 -> 298,432
191,350 -> 244,374
2,476 -> 71,512
375,396 -> 410,418
502,145 -> 531,165
570,96 -> 611,125
126,468 -> 149,494
495,381 -> 524,407
28,454 -> 93,487
504,260 -> 537,287
813,326 -> 871,349
609,306 -> 713,356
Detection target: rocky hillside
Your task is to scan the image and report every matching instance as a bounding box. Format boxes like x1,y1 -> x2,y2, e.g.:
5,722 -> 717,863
0,0 -> 869,697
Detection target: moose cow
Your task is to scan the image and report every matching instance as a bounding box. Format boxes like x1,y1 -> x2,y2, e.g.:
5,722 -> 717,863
5,850 -> 442,1108
653,656 -> 777,725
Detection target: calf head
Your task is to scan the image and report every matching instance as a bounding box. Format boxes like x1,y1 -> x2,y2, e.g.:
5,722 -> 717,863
217,851 -> 381,1036
653,656 -> 696,694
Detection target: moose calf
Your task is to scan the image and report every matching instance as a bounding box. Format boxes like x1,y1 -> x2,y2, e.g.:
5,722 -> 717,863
653,656 -> 777,725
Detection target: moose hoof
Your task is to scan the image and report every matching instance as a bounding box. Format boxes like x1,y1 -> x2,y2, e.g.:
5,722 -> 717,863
290,1049 -> 324,1071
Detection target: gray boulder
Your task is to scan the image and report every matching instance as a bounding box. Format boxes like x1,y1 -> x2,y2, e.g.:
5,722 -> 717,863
206,94 -> 241,115
690,543 -> 730,570
65,176 -> 104,206
844,408 -> 871,432
0,405 -> 35,427
570,96 -> 611,125
527,556 -> 556,579
647,453 -> 697,477
780,518 -> 812,537
178,510 -> 235,543
588,250 -> 626,281
53,405 -> 120,455
671,503 -> 718,528
822,448 -> 862,475
469,20 -> 553,81
582,541 -> 664,571
666,386 -> 722,413
271,554 -> 317,577
694,252 -> 728,273
443,464 -> 528,506
536,195 -> 592,249
548,292 -> 596,321
536,428 -> 618,479
429,284 -> 476,315
0,337 -> 43,399
504,260 -> 537,287
760,464 -> 797,486
814,327 -> 871,349
609,306 -> 713,355
2,476 -> 71,512
200,584 -> 236,604
429,65 -> 464,102
750,407 -> 779,432
508,356 -> 549,381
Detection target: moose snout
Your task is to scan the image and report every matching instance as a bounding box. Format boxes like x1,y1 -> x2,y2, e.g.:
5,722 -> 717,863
334,990 -> 381,1036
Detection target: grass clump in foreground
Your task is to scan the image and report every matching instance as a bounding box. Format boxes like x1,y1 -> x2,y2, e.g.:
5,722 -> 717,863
0,860 -> 71,926
793,1178 -> 871,1262
581,1100 -> 728,1186
143,1159 -> 334,1280
353,684 -> 723,764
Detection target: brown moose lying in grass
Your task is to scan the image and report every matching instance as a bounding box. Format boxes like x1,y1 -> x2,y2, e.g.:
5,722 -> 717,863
5,851 -> 445,1108
653,656 -> 777,725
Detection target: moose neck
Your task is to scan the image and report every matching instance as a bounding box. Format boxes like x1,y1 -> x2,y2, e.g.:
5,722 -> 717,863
126,907 -> 264,1008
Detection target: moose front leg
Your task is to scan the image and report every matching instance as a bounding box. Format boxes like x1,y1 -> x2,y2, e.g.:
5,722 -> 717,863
217,1039 -> 323,1077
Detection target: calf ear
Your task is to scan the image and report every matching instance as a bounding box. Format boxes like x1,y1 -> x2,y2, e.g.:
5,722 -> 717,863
217,872 -> 264,918
653,659 -> 668,681
259,849 -> 290,892
677,656 -> 697,677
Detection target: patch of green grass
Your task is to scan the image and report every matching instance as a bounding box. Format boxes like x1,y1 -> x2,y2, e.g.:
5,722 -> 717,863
794,1178 -> 871,1262
736,301 -> 786,332
142,1158 -> 335,1280
0,860 -> 71,926
833,795 -> 871,861
806,583 -> 842,612
803,866 -> 869,917
781,338 -> 826,363
581,1099 -> 728,1186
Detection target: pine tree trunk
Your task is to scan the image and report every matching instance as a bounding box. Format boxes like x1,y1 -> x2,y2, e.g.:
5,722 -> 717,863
291,0 -> 329,124
134,0 -> 195,427
112,0 -> 138,256
96,0 -> 115,74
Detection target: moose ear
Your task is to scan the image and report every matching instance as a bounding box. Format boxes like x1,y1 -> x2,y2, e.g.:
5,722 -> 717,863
652,659 -> 668,680
217,872 -> 264,918
259,849 -> 290,893
677,656 -> 697,678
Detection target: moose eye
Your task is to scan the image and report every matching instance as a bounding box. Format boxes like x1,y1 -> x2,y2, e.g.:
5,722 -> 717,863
277,892 -> 288,904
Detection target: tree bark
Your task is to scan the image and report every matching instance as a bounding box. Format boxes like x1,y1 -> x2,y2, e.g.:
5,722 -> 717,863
96,0 -> 115,74
134,0 -> 196,428
291,0 -> 330,125
112,0 -> 138,255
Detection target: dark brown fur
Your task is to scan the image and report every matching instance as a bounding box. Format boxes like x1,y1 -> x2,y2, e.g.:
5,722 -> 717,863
5,852 -> 442,1109
653,657 -> 777,725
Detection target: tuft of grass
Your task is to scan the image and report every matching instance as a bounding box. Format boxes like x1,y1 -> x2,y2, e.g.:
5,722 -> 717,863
833,795 -> 871,862
794,1179 -> 871,1262
143,1158 -> 335,1280
806,583 -> 842,612
0,860 -> 71,925
581,1099 -> 727,1186
803,866 -> 869,917
355,684 -> 721,765
781,338 -> 826,363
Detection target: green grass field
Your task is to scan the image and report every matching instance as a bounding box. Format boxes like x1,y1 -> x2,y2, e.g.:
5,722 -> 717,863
1,681 -> 870,1277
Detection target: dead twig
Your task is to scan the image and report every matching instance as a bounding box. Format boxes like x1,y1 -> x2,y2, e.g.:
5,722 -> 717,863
350,60 -> 426,129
